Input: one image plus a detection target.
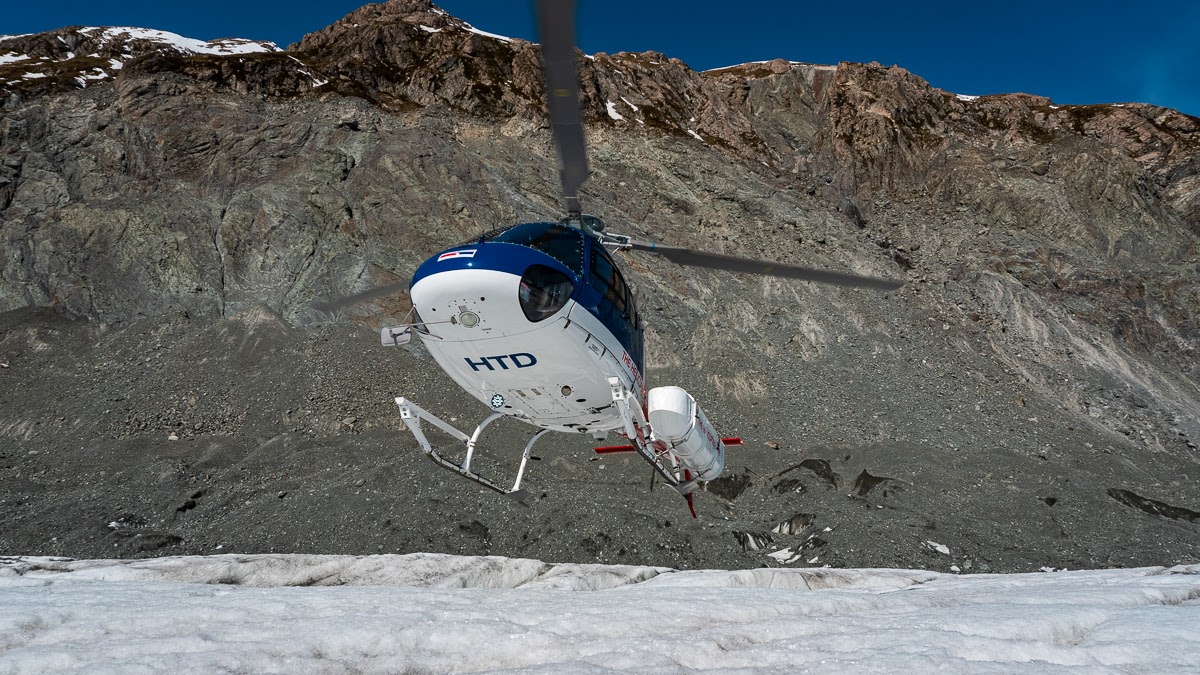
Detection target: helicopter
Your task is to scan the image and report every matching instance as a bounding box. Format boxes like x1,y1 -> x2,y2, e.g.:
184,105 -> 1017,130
317,0 -> 902,516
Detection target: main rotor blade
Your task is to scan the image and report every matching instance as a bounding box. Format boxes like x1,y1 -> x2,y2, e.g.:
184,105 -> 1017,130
536,0 -> 589,215
312,280 -> 411,312
627,241 -> 903,291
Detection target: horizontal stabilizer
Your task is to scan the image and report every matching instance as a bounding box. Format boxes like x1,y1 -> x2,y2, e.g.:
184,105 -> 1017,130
594,444 -> 636,454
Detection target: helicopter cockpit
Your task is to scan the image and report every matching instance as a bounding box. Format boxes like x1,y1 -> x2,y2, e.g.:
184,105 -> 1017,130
488,222 -> 584,275
478,221 -> 643,365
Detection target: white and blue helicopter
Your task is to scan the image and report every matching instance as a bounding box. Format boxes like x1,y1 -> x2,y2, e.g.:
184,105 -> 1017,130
319,0 -> 902,516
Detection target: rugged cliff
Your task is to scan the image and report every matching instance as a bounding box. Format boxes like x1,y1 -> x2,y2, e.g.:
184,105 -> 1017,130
2,0 -> 1198,571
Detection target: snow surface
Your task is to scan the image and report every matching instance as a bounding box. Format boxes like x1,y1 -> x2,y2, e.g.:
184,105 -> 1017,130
0,27 -> 284,89
285,55 -> 328,87
606,99 -> 626,121
80,27 -> 280,55
957,93 -> 980,102
460,23 -> 514,44
3,553 -> 1196,673
74,68 -> 108,87
416,20 -> 513,43
703,60 -> 824,73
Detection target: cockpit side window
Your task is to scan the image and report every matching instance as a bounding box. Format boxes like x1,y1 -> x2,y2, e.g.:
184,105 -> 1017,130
490,222 -> 584,275
590,245 -> 629,316
629,287 -> 640,329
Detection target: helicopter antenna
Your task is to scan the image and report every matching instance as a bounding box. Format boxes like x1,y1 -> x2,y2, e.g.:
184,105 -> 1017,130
537,0 -> 590,221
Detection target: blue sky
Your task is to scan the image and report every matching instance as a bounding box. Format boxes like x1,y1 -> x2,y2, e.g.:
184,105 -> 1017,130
4,1 -> 1197,117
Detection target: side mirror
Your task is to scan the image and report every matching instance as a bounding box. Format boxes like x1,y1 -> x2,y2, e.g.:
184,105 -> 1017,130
381,325 -> 412,346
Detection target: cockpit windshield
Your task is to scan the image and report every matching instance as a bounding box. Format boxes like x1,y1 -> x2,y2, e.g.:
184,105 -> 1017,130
490,222 -> 585,276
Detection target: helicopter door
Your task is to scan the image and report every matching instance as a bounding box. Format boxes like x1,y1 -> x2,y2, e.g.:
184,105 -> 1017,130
588,243 -> 644,370
590,245 -> 629,317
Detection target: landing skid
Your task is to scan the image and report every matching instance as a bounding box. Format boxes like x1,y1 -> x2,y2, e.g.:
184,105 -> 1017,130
395,397 -> 547,505
395,379 -> 702,515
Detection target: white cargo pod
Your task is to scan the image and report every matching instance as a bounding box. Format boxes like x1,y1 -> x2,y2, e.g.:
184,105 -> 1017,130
647,386 -> 726,481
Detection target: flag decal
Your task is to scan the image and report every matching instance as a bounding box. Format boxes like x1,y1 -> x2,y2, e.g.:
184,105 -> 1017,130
438,249 -> 477,262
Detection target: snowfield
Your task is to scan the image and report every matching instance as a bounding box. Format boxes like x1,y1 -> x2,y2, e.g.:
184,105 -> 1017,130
78,27 -> 280,56
1,554 -> 1198,673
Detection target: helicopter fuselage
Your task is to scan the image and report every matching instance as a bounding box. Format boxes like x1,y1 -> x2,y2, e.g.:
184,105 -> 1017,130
408,222 -> 645,436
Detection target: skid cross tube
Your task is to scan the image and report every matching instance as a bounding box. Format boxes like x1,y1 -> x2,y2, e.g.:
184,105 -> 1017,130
396,397 -> 541,503
464,412 -> 504,473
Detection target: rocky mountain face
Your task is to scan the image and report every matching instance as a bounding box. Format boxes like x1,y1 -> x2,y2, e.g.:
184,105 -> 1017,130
2,0 -> 1198,571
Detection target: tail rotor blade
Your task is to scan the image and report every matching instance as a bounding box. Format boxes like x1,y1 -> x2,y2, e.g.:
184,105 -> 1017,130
536,0 -> 589,215
627,241 -> 903,291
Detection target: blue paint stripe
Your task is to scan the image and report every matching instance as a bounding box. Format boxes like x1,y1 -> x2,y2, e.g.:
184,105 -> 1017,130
411,242 -> 575,288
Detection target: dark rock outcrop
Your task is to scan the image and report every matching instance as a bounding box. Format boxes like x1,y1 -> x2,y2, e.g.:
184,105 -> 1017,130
1,0 -> 1198,572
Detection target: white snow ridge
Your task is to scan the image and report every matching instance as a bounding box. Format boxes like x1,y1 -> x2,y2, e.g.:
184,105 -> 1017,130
80,27 -> 281,56
0,27 -> 283,90
1,553 -> 1198,673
